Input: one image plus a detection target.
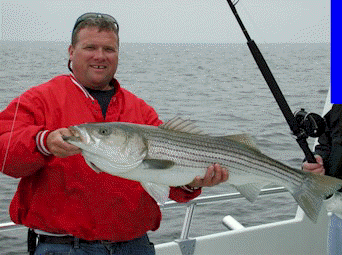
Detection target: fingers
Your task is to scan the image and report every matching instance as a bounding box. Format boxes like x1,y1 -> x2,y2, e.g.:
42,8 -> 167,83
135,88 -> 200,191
188,163 -> 229,188
205,163 -> 229,186
46,128 -> 82,158
315,155 -> 324,165
302,155 -> 325,175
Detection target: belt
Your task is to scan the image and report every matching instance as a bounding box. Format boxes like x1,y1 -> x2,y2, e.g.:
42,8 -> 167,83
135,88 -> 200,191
39,235 -> 122,245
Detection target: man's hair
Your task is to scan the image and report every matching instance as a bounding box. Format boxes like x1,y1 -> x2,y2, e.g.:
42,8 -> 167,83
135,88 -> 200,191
71,17 -> 119,46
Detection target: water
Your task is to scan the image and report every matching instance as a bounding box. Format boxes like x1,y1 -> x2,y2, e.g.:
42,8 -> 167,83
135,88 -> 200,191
0,41 -> 330,254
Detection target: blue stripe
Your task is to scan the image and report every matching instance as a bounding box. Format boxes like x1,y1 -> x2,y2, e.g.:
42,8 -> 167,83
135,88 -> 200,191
331,0 -> 341,103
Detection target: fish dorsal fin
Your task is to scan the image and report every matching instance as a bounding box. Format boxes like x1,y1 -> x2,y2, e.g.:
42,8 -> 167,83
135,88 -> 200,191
159,117 -> 205,134
225,134 -> 261,152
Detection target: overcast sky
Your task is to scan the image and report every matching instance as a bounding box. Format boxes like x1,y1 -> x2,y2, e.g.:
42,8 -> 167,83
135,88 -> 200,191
0,0 -> 330,43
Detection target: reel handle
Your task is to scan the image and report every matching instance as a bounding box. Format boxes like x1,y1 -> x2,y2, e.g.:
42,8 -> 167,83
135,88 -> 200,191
294,109 -> 326,163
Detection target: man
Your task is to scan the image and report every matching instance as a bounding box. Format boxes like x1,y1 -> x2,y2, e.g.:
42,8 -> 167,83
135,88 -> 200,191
302,104 -> 342,255
0,13 -> 228,254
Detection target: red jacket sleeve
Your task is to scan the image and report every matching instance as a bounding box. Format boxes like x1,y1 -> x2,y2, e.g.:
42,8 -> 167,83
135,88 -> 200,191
0,91 -> 48,178
169,186 -> 202,203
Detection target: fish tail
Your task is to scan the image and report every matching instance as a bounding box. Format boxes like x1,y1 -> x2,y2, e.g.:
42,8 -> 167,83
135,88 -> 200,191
292,172 -> 342,223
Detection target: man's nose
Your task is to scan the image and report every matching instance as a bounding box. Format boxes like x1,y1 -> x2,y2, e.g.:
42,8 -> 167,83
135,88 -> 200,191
94,48 -> 106,60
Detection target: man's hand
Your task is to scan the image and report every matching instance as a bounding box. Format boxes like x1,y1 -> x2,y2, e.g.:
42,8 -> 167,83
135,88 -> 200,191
46,128 -> 82,158
187,163 -> 229,188
302,155 -> 325,175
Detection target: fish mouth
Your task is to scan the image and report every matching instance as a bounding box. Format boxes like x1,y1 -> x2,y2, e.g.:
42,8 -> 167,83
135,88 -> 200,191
64,126 -> 90,145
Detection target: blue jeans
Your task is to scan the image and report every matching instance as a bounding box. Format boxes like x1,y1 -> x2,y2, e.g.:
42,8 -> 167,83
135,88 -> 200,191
328,214 -> 342,255
34,234 -> 155,255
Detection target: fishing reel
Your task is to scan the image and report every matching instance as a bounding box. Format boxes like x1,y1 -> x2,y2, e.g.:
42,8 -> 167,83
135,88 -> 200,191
294,109 -> 326,138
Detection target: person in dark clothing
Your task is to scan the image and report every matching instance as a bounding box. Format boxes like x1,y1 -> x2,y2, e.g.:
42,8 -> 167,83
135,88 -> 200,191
302,104 -> 342,255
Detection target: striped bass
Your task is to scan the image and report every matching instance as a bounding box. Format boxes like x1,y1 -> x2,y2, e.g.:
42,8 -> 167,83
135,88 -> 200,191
65,117 -> 342,222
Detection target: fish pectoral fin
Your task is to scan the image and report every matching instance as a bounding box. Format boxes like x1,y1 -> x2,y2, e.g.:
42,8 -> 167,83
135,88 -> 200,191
85,159 -> 103,173
234,183 -> 268,202
143,159 -> 175,169
141,182 -> 170,204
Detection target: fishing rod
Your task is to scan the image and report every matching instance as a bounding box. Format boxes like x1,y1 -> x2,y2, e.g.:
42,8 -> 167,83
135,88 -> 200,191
226,0 -> 326,163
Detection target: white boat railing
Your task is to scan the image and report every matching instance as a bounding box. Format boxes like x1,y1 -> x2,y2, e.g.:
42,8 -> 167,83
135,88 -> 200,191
159,186 -> 288,240
0,186 -> 288,235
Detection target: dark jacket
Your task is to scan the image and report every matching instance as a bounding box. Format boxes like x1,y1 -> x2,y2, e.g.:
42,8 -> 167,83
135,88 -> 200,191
315,104 -> 342,178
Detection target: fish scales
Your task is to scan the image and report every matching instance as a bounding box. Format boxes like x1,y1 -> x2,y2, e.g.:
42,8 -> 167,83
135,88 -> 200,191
143,129 -> 301,190
150,125 -> 302,188
144,127 -> 303,188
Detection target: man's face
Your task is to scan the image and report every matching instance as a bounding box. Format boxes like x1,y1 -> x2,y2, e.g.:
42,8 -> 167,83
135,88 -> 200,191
68,27 -> 119,90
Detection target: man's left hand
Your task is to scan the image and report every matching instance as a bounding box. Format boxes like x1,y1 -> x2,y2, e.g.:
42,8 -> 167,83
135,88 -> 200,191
187,163 -> 229,188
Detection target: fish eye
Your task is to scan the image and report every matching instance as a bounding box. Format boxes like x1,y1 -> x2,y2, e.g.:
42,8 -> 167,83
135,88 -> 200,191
98,127 -> 112,136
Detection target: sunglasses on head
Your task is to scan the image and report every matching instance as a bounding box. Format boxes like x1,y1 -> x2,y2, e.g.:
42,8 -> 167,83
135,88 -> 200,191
72,12 -> 119,33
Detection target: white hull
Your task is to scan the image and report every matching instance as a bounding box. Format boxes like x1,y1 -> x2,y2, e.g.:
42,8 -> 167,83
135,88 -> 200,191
155,206 -> 328,255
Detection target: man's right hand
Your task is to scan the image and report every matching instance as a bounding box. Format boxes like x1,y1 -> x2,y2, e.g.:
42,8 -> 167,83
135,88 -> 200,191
46,128 -> 82,158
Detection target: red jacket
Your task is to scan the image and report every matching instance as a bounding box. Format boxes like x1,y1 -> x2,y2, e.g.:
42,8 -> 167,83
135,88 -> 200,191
0,75 -> 201,241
